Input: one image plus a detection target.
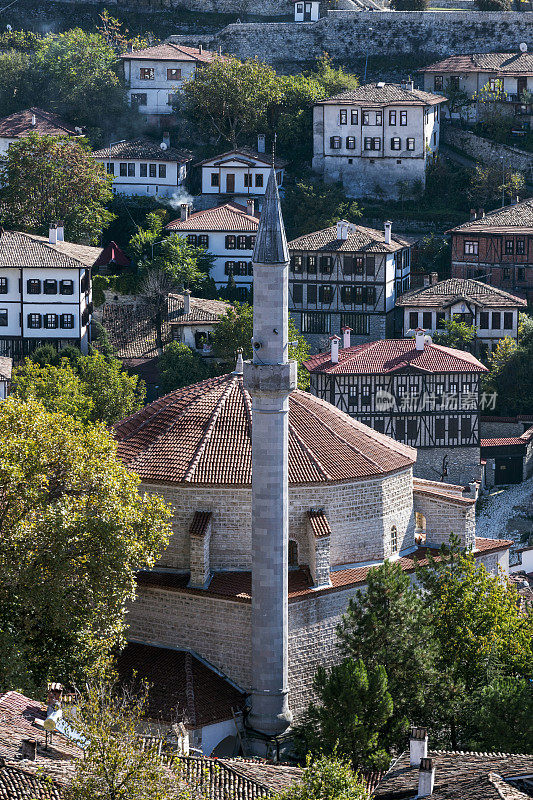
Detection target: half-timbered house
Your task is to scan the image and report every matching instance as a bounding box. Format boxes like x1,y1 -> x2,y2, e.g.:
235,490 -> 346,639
288,220 -> 411,349
449,200 -> 533,304
304,328 -> 488,484
396,277 -> 527,358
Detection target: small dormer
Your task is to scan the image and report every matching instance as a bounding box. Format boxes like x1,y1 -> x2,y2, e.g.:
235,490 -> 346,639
294,0 -> 320,22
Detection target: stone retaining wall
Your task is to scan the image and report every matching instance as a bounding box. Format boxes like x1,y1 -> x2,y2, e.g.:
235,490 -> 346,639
443,126 -> 533,177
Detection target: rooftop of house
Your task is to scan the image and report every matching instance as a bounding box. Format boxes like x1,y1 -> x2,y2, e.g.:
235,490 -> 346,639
449,199 -> 533,235
0,760 -> 66,800
113,372 -> 416,487
396,278 -> 528,309
168,293 -> 232,326
196,146 -> 287,169
93,240 -> 130,269
93,137 -> 191,163
316,82 -> 446,107
120,42 -> 221,63
421,51 -> 533,75
373,748 -> 533,799
165,202 -> 260,233
216,759 -> 303,792
0,108 -> 81,140
288,223 -> 409,254
0,356 -> 12,381
304,339 -> 488,375
116,643 -> 246,728
138,537 -> 512,603
0,230 -> 103,269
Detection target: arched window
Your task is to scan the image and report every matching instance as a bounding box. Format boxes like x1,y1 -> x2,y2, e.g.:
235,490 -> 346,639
390,525 -> 398,553
288,540 -> 298,568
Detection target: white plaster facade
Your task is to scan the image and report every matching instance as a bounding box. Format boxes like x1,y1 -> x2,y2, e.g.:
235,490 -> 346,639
313,83 -> 445,199
95,155 -> 187,199
294,0 -> 320,21
403,303 -> 520,351
199,149 -> 285,208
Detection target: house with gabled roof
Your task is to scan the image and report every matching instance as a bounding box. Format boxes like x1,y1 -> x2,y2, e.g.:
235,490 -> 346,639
165,201 -> 260,299
197,145 -> 286,207
0,107 -> 83,156
397,277 -> 527,358
448,199 -> 533,304
304,328 -> 488,485
120,42 -> 221,120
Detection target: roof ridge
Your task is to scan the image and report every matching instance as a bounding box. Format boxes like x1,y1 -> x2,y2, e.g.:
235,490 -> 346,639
183,376 -> 236,482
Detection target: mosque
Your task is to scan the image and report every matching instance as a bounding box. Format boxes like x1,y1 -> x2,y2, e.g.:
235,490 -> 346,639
114,172 -> 511,756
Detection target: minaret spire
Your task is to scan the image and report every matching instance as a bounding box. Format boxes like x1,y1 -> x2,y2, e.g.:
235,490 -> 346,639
243,169 -> 296,744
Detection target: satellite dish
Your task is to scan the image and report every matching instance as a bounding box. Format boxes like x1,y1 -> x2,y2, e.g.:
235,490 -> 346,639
160,141 -> 168,151
519,42 -> 528,52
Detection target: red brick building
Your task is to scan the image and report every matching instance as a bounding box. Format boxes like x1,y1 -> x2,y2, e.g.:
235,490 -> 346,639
449,199 -> 533,303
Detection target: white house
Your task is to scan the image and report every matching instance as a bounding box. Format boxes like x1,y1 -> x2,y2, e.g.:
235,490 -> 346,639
165,202 -> 259,299
293,0 -> 320,21
0,107 -> 82,157
120,42 -> 221,120
168,292 -> 233,353
197,145 -> 286,209
396,277 -> 527,358
0,225 -> 101,359
93,136 -> 191,198
312,81 -> 446,199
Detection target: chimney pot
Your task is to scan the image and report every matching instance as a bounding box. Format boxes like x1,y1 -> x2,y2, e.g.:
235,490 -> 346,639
470,208 -> 477,220
49,223 -> 58,245
183,289 -> 191,315
180,203 -> 190,221
384,220 -> 392,245
233,348 -> 244,375
418,757 -> 435,798
31,113 -> 36,126
257,134 -> 266,154
342,326 -> 352,349
415,328 -> 426,351
330,335 -> 340,364
56,221 -> 64,242
430,271 -> 438,286
336,220 -> 349,241
199,43 -> 203,53
247,198 -> 255,217
410,726 -> 428,766
162,131 -> 171,148
21,739 -> 37,761
423,275 -> 430,287
478,208 -> 485,218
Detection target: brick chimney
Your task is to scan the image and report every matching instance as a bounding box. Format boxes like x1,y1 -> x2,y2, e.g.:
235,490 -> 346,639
49,223 -> 58,245
247,198 -> 255,216
384,220 -> 392,245
415,327 -> 426,351
342,326 -> 352,349
410,726 -> 428,766
330,335 -> 341,363
418,758 -> 435,798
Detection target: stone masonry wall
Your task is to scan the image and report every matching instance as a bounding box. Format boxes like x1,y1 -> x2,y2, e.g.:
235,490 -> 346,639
413,490 -> 476,549
414,446 -> 482,486
443,126 -> 533,179
171,11 -> 533,65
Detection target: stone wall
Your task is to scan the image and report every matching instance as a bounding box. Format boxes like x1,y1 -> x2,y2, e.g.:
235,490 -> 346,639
413,488 -> 476,548
414,445 -> 482,486
171,11 -> 533,65
443,126 -> 533,178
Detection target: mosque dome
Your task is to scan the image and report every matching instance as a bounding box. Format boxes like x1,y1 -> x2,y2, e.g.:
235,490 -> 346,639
114,373 -> 415,485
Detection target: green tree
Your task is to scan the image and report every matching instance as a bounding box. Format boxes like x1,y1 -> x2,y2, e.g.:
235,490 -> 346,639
443,78 -> 471,117
432,318 -> 476,351
0,133 -> 114,244
337,561 -> 436,739
310,53 -> 359,97
211,303 -> 310,389
34,28 -> 128,134
474,81 -> 512,139
12,353 -> 145,425
0,51 -> 37,116
274,754 -> 369,800
462,677 -> 533,754
66,678 -> 185,800
416,234 -> 450,277
159,342 -> 212,393
468,163 -> 524,210
183,56 -> 282,147
294,658 -> 394,772
282,180 -> 362,240
0,399 -> 171,693
483,332 -> 533,415
417,544 -> 533,747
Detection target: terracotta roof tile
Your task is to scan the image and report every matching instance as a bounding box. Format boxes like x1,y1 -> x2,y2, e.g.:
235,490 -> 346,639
0,231 -> 102,269
189,511 -> 212,537
0,692 -> 81,764
165,202 -> 259,233
168,294 -> 233,326
0,762 -> 65,800
449,198 -> 533,234
317,83 -> 445,106
288,224 -> 408,254
396,278 -> 527,309
304,340 -> 487,375
307,509 -> 332,538
481,437 -> 526,447
0,108 -> 80,139
114,373 -> 416,485
93,137 -> 191,162
218,760 -> 303,792
196,146 -> 287,169
421,52 -> 533,75
116,643 -> 246,728
120,43 -> 220,63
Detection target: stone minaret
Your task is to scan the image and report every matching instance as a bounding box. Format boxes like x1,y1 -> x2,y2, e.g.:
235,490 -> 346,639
243,169 -> 296,740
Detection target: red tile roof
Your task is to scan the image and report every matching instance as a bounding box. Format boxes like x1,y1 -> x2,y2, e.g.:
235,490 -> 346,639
120,43 -> 220,63
481,437 -> 527,447
0,108 -> 80,139
189,510 -> 212,537
421,52 -> 533,75
138,538 -> 512,604
396,278 -> 527,309
165,202 -> 259,233
307,509 -> 332,538
449,198 -> 533,234
114,373 -> 416,486
116,643 -> 246,728
0,692 -> 81,763
289,223 -> 408,254
304,339 -> 487,375
316,83 -> 445,107
93,240 -> 130,268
